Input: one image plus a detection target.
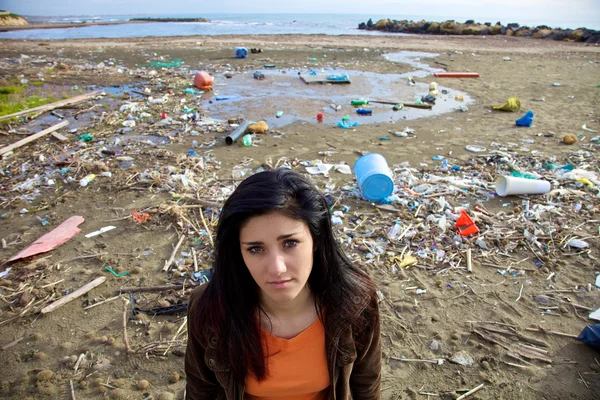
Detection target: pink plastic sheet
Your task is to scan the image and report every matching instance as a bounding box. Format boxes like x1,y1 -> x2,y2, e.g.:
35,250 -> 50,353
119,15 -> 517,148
8,216 -> 85,262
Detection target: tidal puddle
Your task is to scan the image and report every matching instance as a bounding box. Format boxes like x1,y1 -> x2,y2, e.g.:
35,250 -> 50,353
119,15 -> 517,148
199,52 -> 471,128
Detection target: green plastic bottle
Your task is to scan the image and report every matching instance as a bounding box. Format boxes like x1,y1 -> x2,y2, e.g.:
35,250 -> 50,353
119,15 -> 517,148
351,99 -> 369,105
242,135 -> 252,147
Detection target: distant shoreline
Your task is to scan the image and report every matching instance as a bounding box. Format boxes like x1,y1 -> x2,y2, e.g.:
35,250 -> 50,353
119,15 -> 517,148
0,19 -> 209,32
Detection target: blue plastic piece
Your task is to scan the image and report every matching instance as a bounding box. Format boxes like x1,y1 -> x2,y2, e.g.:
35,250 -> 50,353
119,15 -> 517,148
356,108 -> 372,115
235,47 -> 248,58
578,324 -> 600,350
337,121 -> 359,129
516,110 -> 534,127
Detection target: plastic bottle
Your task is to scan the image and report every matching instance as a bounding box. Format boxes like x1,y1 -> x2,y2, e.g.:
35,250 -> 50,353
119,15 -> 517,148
388,221 -> 402,240
242,135 -> 253,146
356,108 -> 372,115
275,111 -> 284,118
122,120 -> 136,127
351,99 -> 369,105
79,174 -> 96,187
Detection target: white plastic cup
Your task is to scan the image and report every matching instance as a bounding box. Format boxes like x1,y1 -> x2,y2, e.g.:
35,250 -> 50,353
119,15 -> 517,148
495,176 -> 551,196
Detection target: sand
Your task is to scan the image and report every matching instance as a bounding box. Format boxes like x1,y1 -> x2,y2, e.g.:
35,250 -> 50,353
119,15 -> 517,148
0,34 -> 599,399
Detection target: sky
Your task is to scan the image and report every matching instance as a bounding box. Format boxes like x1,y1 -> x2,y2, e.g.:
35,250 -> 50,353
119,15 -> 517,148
2,0 -> 599,27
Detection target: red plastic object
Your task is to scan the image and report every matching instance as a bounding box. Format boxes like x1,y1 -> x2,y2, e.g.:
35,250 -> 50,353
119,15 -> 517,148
456,210 -> 479,236
161,113 -> 167,119
8,216 -> 85,262
194,71 -> 214,90
433,72 -> 480,78
317,113 -> 323,120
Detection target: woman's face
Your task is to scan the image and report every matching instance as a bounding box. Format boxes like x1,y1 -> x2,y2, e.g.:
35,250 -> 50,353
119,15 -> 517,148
239,212 -> 314,306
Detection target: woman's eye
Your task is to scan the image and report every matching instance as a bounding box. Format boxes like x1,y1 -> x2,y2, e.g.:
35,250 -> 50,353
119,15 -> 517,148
247,246 -> 263,254
284,239 -> 298,248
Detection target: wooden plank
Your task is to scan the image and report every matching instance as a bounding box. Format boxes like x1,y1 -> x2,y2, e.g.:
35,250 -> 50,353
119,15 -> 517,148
0,120 -> 69,156
300,75 -> 351,84
41,277 -> 106,314
0,90 -> 104,121
51,131 -> 69,142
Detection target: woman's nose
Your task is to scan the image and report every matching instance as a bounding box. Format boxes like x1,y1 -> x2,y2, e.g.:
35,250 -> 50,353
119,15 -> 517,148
267,252 -> 287,276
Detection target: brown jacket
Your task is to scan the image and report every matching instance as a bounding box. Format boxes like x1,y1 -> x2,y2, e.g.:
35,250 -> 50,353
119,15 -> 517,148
185,284 -> 382,399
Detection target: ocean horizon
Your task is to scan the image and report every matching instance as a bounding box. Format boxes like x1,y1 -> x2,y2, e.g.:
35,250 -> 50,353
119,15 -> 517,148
1,13 -> 598,40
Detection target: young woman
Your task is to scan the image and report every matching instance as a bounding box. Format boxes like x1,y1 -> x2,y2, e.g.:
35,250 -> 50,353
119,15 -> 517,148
185,169 -> 381,399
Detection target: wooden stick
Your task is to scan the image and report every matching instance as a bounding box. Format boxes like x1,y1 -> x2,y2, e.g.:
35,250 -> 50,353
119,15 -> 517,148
118,284 -> 184,293
162,316 -> 188,356
1,336 -> 24,351
0,90 -> 103,121
41,277 -> 106,314
0,120 -> 69,156
198,206 -> 214,248
83,295 -> 121,310
122,298 -> 131,354
73,353 -> 85,372
466,248 -> 472,272
525,327 -> 578,338
390,356 -> 444,364
515,284 -> 524,302
192,248 -> 199,273
163,235 -> 186,271
456,383 -> 484,400
69,379 -> 76,400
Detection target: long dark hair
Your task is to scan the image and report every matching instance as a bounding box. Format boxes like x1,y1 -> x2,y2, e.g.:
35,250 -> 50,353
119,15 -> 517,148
192,169 -> 376,382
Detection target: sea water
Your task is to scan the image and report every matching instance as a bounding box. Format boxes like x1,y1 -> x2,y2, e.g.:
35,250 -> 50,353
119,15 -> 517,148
1,12 -> 598,40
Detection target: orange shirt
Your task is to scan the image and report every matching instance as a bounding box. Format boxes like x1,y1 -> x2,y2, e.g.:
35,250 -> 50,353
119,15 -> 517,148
244,317 -> 330,400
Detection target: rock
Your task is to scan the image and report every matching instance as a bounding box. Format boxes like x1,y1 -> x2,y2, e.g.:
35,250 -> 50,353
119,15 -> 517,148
137,379 -> 150,390
111,388 -> 126,399
505,28 -> 515,36
440,21 -> 457,34
248,121 -> 269,134
533,29 -> 553,38
426,22 -> 440,33
568,29 -> 585,41
19,292 -> 31,306
450,332 -> 460,340
33,352 -> 48,361
37,370 -> 54,382
429,340 -> 441,353
450,351 -> 474,366
481,360 -> 491,370
563,134 -> 577,145
590,362 -> 600,372
158,393 -> 174,400
169,373 -> 180,383
375,19 -> 390,30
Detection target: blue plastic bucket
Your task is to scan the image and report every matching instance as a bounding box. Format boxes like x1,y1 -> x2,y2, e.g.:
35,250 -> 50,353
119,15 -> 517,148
353,153 -> 394,202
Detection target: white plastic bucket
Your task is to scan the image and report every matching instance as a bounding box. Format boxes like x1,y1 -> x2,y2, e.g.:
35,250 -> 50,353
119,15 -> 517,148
353,153 -> 394,202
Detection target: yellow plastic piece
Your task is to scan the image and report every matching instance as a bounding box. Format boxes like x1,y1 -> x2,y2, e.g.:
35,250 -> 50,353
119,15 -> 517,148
577,178 -> 594,187
492,97 -> 521,112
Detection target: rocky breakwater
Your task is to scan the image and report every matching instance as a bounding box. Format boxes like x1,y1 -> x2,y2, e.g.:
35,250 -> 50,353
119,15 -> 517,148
358,18 -> 600,43
0,13 -> 28,26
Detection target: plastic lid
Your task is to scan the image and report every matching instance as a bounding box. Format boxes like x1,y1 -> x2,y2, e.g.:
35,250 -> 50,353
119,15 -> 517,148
360,174 -> 394,202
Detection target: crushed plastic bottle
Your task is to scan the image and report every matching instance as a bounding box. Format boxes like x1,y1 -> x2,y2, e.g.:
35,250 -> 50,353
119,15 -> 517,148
388,221 -> 402,240
242,135 -> 253,146
79,174 -> 96,187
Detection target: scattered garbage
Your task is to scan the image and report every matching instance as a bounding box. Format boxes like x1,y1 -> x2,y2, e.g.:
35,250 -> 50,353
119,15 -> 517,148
495,176 -> 551,196
235,47 -> 248,58
493,97 -> 521,112
516,110 -> 534,127
353,153 -> 395,202
7,216 -> 85,262
194,71 -> 214,90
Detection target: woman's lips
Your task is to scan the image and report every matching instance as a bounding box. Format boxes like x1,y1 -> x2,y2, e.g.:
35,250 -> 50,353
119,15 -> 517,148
269,279 -> 292,289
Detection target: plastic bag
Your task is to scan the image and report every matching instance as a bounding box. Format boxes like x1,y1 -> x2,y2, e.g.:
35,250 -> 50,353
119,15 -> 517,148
577,324 -> 600,350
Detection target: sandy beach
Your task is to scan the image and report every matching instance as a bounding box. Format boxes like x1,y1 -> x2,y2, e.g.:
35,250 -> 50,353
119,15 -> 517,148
0,33 -> 599,399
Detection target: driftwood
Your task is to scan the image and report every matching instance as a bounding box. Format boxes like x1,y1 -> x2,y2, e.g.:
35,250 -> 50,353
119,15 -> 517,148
41,277 -> 106,314
117,284 -> 184,294
0,120 -> 69,156
0,90 -> 104,121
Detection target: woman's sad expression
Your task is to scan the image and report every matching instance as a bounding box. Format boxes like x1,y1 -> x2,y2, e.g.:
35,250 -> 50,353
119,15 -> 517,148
240,212 -> 315,306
